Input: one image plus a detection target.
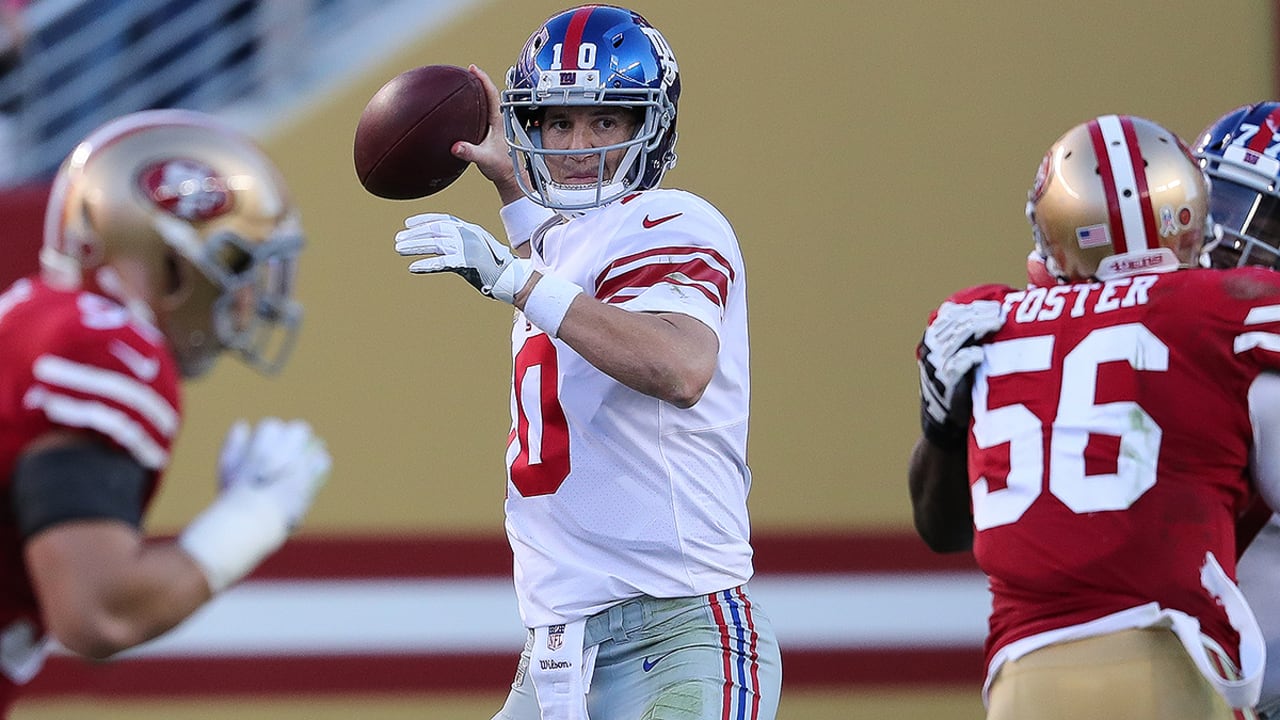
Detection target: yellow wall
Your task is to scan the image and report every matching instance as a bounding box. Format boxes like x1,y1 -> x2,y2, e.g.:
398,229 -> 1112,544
149,0 -> 1273,536
16,2 -> 1272,720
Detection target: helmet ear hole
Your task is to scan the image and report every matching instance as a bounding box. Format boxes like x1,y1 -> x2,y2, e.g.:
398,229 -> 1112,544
159,251 -> 193,312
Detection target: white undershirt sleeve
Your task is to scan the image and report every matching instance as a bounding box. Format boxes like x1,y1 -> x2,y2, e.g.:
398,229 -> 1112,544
1248,373 -> 1280,512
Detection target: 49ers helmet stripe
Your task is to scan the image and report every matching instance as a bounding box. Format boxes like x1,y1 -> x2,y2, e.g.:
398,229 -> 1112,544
1121,116 -> 1161,252
1087,117 -> 1128,254
1088,115 -> 1160,255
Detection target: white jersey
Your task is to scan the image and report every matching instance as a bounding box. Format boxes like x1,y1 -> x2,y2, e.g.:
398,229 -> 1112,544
504,189 -> 753,628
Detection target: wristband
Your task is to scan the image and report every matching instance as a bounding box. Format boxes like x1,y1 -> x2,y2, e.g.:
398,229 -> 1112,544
178,486 -> 289,593
523,273 -> 583,338
500,197 -> 553,249
920,402 -> 969,451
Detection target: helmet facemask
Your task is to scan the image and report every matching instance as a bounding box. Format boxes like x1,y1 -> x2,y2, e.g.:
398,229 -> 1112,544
156,216 -> 303,377
1202,180 -> 1280,270
1194,103 -> 1280,271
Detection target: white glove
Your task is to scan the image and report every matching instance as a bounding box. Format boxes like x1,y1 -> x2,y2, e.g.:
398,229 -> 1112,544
917,300 -> 1004,448
179,418 -> 331,593
395,213 -> 530,303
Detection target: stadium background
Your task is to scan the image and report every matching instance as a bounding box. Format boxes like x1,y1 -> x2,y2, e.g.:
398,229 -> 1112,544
5,1 -> 1275,718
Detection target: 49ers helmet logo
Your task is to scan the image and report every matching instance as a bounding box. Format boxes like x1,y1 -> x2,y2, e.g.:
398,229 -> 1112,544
137,158 -> 234,221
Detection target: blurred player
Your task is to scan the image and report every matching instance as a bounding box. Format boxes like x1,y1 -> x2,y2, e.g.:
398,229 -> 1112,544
909,114 -> 1275,719
1196,101 -> 1280,720
0,109 -> 330,716
390,5 -> 780,719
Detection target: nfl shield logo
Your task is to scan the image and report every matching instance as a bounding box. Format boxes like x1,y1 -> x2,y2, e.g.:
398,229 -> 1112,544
547,624 -> 565,651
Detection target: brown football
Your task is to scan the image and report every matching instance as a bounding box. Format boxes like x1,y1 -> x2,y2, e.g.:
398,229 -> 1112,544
353,64 -> 488,200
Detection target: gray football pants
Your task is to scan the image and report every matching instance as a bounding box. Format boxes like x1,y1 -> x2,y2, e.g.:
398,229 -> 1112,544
492,585 -> 782,720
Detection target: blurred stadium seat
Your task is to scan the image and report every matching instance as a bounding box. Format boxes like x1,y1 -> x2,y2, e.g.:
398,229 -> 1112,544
0,0 -> 460,187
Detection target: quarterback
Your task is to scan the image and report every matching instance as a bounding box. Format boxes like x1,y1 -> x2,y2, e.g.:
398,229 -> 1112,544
392,5 -> 780,720
0,110 -> 329,715
910,114 -> 1277,719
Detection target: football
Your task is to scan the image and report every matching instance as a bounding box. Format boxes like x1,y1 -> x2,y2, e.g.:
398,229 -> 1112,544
353,64 -> 489,200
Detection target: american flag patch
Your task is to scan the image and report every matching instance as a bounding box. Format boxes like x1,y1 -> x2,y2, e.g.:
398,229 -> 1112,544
1076,223 -> 1110,249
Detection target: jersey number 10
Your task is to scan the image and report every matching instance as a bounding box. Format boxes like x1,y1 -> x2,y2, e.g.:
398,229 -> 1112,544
510,334 -> 571,497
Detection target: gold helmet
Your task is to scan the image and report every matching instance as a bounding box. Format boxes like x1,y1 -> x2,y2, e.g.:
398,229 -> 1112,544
1026,114 -> 1212,282
41,109 -> 304,378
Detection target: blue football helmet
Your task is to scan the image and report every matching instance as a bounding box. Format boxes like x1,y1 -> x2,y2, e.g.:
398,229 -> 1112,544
502,4 -> 681,211
1194,102 -> 1280,269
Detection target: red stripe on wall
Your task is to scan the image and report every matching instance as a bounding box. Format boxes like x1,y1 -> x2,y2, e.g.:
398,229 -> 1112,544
244,530 -> 978,581
24,646 -> 984,698
17,531 -> 983,700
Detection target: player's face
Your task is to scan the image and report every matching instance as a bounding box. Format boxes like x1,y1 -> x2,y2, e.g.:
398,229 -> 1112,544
540,106 -> 639,186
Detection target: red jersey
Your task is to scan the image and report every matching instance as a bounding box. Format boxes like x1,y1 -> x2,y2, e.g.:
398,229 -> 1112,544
946,266 -> 1280,699
0,276 -> 180,709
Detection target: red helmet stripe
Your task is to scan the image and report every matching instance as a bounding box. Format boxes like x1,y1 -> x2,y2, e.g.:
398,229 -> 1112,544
561,6 -> 595,70
1086,117 -> 1128,254
1247,105 -> 1280,153
1119,115 -> 1160,251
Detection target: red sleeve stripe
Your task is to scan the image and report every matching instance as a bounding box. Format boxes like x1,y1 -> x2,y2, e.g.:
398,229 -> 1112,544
596,248 -> 733,304
603,245 -> 736,282
32,355 -> 178,436
1236,305 -> 1280,353
23,386 -> 169,469
597,260 -> 729,307
1244,305 -> 1280,325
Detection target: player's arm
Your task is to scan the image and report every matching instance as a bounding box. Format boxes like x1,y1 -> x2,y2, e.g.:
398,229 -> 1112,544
394,213 -> 718,406
451,65 -> 526,206
17,432 -> 211,659
907,299 -> 1004,553
908,436 -> 973,553
1247,374 -> 1280,532
518,275 -> 717,407
19,420 -> 329,660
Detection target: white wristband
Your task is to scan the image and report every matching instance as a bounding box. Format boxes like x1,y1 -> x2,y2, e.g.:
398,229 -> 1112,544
178,486 -> 290,593
500,197 -> 553,249
523,273 -> 583,338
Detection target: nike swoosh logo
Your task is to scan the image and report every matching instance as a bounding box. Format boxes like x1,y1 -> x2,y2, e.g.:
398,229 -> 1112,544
642,650 -> 677,672
642,213 -> 683,229
483,239 -> 506,267
109,339 -> 160,382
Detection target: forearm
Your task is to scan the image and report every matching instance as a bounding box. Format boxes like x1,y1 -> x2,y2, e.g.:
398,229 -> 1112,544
25,522 -> 211,659
519,274 -> 717,407
908,436 -> 974,553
